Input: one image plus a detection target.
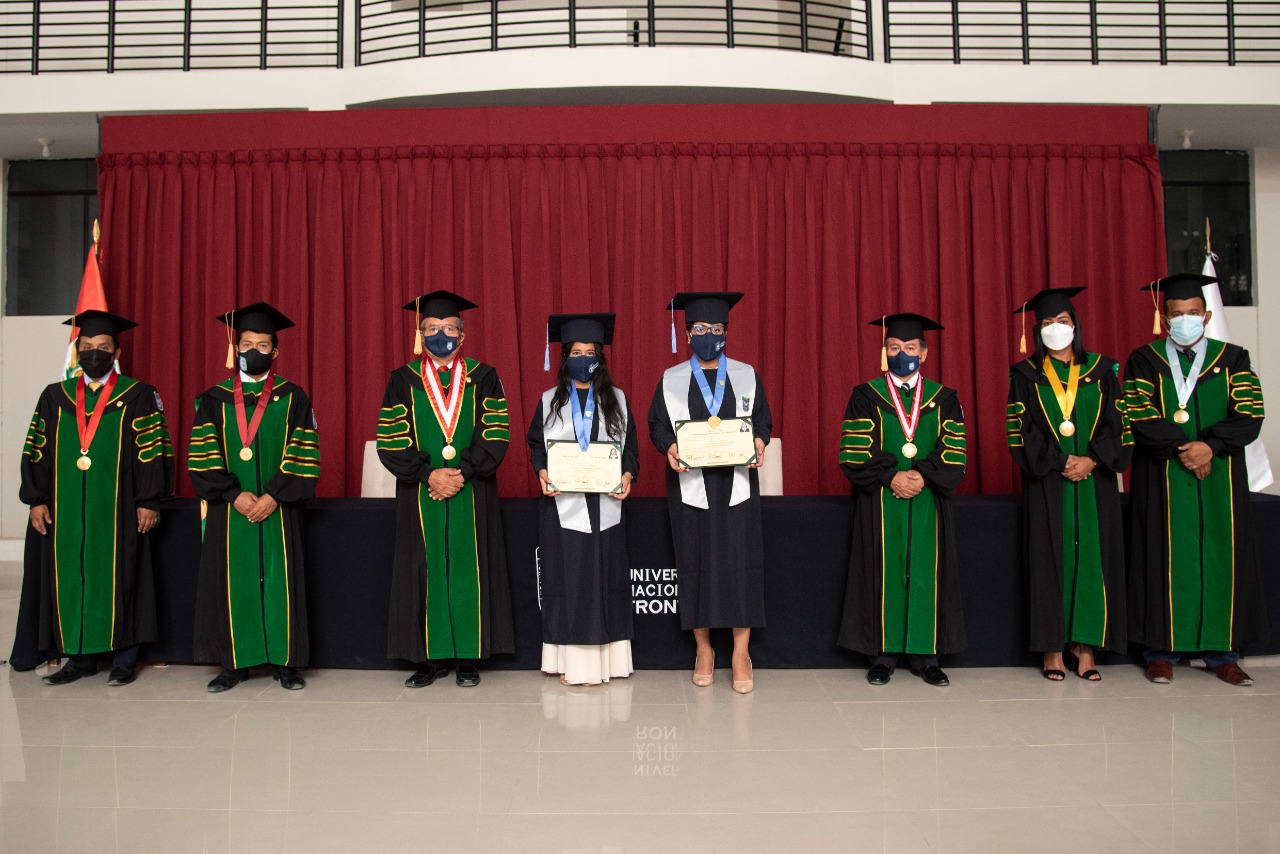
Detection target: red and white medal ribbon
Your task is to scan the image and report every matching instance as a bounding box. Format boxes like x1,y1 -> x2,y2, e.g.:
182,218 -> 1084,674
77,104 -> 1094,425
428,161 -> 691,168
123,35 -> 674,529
886,372 -> 924,459
422,359 -> 466,459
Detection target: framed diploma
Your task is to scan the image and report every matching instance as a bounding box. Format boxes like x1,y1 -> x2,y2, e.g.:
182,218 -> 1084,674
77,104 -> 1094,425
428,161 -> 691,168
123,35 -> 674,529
674,418 -> 757,468
546,440 -> 625,493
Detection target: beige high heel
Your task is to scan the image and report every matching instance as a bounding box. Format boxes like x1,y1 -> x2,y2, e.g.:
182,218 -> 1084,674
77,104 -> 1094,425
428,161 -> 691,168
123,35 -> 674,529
692,651 -> 714,687
732,658 -> 754,694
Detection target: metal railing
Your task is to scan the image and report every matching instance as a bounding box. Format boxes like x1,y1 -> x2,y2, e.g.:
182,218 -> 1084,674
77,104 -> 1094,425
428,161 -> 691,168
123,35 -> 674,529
883,0 -> 1280,64
354,0 -> 871,62
0,0 -> 343,73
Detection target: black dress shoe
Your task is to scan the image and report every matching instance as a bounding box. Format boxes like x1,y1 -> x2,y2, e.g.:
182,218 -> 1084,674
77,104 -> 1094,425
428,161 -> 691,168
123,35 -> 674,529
273,667 -> 306,690
455,665 -> 481,687
404,664 -> 446,688
107,666 -> 137,686
207,668 -> 247,693
866,663 -> 894,685
42,664 -> 98,685
911,665 -> 950,687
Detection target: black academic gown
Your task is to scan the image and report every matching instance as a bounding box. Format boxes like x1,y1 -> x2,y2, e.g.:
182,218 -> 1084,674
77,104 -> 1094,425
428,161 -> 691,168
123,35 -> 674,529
1124,339 -> 1265,653
528,387 -> 639,646
647,366 -> 771,631
380,359 -> 515,663
190,378 -> 319,670
15,377 -> 173,667
1007,355 -> 1131,653
836,379 -> 967,657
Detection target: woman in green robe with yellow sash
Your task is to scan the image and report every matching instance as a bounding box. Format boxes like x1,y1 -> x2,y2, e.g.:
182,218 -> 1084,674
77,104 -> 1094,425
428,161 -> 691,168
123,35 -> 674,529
1006,288 -> 1132,682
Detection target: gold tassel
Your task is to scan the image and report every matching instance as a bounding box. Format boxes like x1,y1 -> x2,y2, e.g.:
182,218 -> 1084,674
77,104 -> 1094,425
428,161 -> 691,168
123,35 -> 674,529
1150,279 -> 1162,336
1153,308 -> 1162,336
878,315 -> 888,373
413,299 -> 423,356
225,309 -> 236,371
1018,306 -> 1027,355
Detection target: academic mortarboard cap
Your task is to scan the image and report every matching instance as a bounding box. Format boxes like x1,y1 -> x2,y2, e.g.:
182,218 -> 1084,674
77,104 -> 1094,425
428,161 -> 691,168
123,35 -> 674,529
1015,286 -> 1086,321
63,310 -> 138,339
869,312 -> 944,342
548,312 -> 615,346
1142,273 -> 1216,304
216,301 -> 295,335
404,290 -> 479,320
666,292 -> 745,325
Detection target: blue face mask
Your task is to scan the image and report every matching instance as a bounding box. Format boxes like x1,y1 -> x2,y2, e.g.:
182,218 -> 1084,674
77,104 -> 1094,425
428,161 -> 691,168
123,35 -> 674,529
886,350 -> 920,378
565,354 -> 599,384
690,332 -> 725,362
423,330 -> 458,359
1168,315 -> 1205,347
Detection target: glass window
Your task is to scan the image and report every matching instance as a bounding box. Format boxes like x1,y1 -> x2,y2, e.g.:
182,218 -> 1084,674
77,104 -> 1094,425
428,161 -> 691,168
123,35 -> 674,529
5,159 -> 99,316
1160,150 -> 1252,307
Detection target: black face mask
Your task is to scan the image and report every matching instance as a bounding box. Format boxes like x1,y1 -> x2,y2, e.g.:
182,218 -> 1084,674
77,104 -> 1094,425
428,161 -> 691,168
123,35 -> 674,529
78,350 -> 114,379
238,349 -> 274,377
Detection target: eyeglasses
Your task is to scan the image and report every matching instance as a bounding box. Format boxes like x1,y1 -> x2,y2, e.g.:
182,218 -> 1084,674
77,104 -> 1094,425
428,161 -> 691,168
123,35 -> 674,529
423,324 -> 460,335
690,324 -> 726,336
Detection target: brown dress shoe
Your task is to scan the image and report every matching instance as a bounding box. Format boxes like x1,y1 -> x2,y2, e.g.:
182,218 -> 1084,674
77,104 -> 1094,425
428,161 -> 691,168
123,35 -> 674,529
1208,662 -> 1254,686
1145,660 -> 1174,683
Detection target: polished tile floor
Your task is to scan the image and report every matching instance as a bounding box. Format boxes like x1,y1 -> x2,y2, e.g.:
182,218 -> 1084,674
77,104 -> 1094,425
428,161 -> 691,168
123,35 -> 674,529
4,565 -> 1280,853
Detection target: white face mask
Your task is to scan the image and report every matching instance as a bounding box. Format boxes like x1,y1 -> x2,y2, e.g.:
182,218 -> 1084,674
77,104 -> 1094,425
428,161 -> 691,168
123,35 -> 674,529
1040,322 -> 1075,352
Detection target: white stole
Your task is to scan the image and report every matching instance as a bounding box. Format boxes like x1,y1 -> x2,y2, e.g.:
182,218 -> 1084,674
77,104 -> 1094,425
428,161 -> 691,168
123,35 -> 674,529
541,385 -> 628,534
661,358 -> 756,510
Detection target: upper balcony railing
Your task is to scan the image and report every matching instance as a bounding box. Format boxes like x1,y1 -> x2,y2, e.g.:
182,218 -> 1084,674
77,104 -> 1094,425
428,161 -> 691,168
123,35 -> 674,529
1,0 -> 1277,73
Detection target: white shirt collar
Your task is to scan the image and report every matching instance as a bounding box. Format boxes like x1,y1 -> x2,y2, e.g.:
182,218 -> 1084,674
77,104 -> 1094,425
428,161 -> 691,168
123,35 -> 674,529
889,371 -> 920,389
1167,335 -> 1208,357
240,371 -> 270,383
82,368 -> 115,386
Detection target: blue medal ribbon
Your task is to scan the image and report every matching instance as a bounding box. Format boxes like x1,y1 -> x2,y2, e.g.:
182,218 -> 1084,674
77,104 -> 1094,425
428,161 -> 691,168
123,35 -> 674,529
691,354 -> 727,417
569,383 -> 595,451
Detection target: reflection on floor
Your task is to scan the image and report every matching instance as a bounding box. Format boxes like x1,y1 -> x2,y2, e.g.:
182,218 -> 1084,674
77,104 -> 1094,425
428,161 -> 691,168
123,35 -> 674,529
3,565 -> 1280,853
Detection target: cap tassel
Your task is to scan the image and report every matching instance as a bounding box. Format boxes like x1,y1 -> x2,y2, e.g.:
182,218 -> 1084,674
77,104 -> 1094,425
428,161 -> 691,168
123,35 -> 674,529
224,309 -> 236,371
1150,279 -> 1163,336
670,304 -> 677,354
1019,306 -> 1028,355
878,315 -> 888,373
543,323 -> 550,372
413,300 -> 423,356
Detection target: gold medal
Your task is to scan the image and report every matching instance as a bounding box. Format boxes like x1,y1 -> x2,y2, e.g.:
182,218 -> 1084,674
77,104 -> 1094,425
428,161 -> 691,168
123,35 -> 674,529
240,447 -> 254,461
77,455 -> 92,471
1173,408 -> 1190,424
901,442 -> 918,459
707,416 -> 722,429
1059,420 -> 1075,437
441,444 -> 457,460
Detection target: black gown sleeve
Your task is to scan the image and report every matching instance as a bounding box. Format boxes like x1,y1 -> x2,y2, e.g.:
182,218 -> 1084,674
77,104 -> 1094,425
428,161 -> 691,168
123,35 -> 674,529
1006,367 -> 1068,479
188,392 -> 243,504
1087,363 -> 1134,474
648,379 -> 677,454
1200,347 -> 1265,456
751,371 -> 773,446
458,367 -> 510,480
377,371 -> 433,484
839,388 -> 898,492
915,391 -> 966,495
128,385 -> 176,511
19,388 -> 56,509
1123,350 -> 1188,461
527,399 -> 548,473
264,388 -> 321,504
622,400 -> 640,480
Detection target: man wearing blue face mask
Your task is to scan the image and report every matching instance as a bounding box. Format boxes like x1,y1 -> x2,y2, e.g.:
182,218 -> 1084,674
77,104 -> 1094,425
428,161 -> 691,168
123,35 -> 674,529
379,290 -> 514,689
1124,274 -> 1266,687
836,313 -> 967,687
648,292 -> 772,694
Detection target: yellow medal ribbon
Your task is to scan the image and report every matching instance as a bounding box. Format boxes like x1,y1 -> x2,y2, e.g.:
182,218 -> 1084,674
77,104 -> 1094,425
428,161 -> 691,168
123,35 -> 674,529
1042,356 -> 1081,437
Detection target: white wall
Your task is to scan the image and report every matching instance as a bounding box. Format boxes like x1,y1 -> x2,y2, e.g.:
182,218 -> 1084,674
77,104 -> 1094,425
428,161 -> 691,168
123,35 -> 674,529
1250,148 -> 1280,495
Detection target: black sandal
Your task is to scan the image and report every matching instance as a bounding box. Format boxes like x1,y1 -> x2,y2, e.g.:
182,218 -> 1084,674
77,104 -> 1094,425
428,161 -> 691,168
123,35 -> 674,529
1042,668 -> 1066,681
1066,647 -> 1102,682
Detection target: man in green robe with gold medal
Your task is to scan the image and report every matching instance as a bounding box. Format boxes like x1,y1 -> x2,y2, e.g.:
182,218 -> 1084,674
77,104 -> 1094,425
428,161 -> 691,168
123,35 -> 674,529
380,290 -> 514,688
837,313 -> 967,687
1125,273 -> 1266,686
21,311 -> 174,686
1007,287 -> 1132,682
191,303 -> 320,692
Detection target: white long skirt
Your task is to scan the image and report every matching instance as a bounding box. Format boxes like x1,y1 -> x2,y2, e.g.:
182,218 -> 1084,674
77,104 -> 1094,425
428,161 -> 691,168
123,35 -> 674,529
541,641 -> 633,685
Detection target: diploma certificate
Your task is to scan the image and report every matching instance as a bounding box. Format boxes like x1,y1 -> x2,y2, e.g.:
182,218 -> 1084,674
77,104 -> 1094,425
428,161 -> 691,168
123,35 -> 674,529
675,418 -> 757,468
546,440 -> 624,493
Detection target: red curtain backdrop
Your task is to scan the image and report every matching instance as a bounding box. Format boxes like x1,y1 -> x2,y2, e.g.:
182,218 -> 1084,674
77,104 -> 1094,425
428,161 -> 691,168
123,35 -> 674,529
96,105 -> 1166,499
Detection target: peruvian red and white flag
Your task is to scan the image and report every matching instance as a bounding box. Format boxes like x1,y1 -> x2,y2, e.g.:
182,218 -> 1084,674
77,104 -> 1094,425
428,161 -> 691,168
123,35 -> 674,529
1201,251 -> 1274,492
63,223 -> 109,380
